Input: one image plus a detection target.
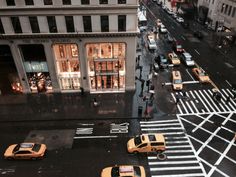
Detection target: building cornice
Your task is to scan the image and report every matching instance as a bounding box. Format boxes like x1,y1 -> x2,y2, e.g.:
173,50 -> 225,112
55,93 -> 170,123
0,32 -> 139,40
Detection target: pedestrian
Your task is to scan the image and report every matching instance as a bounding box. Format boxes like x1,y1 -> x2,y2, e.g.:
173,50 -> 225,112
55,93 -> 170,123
80,87 -> 84,95
175,96 -> 180,105
93,98 -> 98,107
226,96 -> 231,103
161,83 -> 165,87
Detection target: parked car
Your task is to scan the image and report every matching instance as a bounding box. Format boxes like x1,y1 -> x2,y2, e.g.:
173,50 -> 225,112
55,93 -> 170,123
166,8 -> 174,15
172,40 -> 184,53
172,13 -> 178,19
192,68 -> 210,83
4,143 -> 47,160
168,52 -> 180,66
155,54 -> 169,69
193,30 -> 204,39
159,24 -> 167,33
176,17 -> 184,23
180,52 -> 195,66
153,63 -> 159,76
101,165 -> 146,177
147,33 -> 157,51
127,134 -> 166,153
172,71 -> 183,91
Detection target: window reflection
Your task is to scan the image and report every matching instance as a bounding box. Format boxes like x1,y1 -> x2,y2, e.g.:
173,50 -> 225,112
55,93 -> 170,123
53,44 -> 80,90
86,43 -> 126,91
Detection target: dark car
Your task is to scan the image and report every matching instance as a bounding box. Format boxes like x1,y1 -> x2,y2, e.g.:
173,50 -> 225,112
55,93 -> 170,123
172,40 -> 184,53
193,30 -> 204,39
155,55 -> 168,69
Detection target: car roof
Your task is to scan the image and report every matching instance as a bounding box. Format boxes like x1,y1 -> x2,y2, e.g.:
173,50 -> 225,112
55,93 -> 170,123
183,52 -> 191,57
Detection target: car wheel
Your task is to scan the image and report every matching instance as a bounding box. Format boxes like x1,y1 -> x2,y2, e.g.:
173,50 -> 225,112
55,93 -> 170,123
157,150 -> 162,154
133,151 -> 139,154
31,157 -> 37,160
151,148 -> 157,152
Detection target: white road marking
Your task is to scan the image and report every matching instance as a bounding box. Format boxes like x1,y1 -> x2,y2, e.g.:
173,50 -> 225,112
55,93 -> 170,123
179,99 -> 189,114
222,89 -> 236,107
225,80 -> 232,87
165,149 -> 194,153
140,123 -> 180,127
192,114 -> 213,133
148,155 -> 196,160
190,100 -> 199,113
198,90 -> 216,112
166,145 -> 192,149
181,36 -> 186,40
166,140 -> 189,144
140,119 -> 178,124
194,49 -> 200,55
207,90 -> 226,111
150,166 -> 201,171
73,135 -> 118,139
152,173 -> 204,177
189,90 -> 196,99
185,101 -> 194,113
185,69 -> 195,81
165,136 -> 187,140
76,128 -> 93,135
203,90 -> 221,112
194,90 -> 210,112
141,127 -> 183,131
149,160 -> 199,165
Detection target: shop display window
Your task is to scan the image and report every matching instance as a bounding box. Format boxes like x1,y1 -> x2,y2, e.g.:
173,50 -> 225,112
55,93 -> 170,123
86,42 -> 126,91
53,44 -> 81,90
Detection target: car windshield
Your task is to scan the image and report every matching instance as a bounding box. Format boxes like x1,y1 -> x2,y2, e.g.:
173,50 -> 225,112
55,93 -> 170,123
186,57 -> 192,61
134,136 -> 142,146
13,144 -> 20,153
111,167 -> 120,177
199,71 -> 205,76
174,79 -> 182,84
133,166 -> 141,177
161,58 -> 167,63
32,144 -> 41,152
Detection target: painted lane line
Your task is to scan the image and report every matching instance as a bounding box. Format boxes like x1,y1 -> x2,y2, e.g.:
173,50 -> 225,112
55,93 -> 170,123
149,160 -> 199,165
140,119 -> 178,124
182,80 -> 200,84
222,112 -> 234,126
225,89 -> 236,107
194,49 -> 200,55
221,126 -> 235,134
192,114 -> 213,133
222,89 -> 236,107
196,114 -> 214,124
165,149 -> 194,153
166,140 -> 189,144
140,123 -> 180,127
152,174 -> 204,177
179,99 -> 189,114
190,100 -> 199,113
225,80 -> 232,87
194,90 -> 210,112
150,166 -> 201,171
171,93 -> 183,114
180,116 -> 232,144
185,101 -> 194,113
177,115 -> 207,176
165,137 -> 188,140
166,145 -> 192,149
199,90 -> 216,112
186,69 -> 195,81
73,135 -> 117,139
207,89 -> 226,111
181,35 -> 186,40
141,127 -> 183,131
203,90 -> 221,112
189,90 -> 196,99
197,157 -> 231,177
148,155 -> 196,160
161,132 -> 185,135
219,90 -> 235,111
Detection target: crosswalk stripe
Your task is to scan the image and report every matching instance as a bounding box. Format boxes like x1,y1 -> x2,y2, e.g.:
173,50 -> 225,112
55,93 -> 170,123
149,160 -> 199,165
166,145 -> 191,149
148,155 -> 196,160
225,89 -> 236,107
141,127 -> 183,131
194,90 -> 210,112
152,173 -> 205,177
165,136 -> 187,140
203,90 -> 221,112
207,90 -> 226,111
166,140 -> 189,144
140,119 -> 178,124
179,98 -> 189,114
198,90 -> 216,112
140,123 -> 180,127
189,90 -> 196,99
185,101 -> 194,113
165,149 -> 193,153
221,89 -> 236,108
190,100 -> 199,113
150,166 -> 201,171
219,90 -> 235,111
171,93 -> 183,114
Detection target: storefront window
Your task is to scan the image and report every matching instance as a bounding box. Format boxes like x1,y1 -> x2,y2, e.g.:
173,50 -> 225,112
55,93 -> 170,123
53,44 -> 80,90
86,42 -> 126,91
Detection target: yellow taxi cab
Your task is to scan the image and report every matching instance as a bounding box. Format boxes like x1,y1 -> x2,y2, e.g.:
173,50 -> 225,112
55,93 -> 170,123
4,142 -> 47,160
168,52 -> 181,66
127,134 -> 165,153
101,165 -> 146,177
172,71 -> 183,91
192,68 -> 210,83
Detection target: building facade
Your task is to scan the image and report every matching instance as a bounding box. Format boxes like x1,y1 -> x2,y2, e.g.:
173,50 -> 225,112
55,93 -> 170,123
198,0 -> 236,32
0,0 -> 139,94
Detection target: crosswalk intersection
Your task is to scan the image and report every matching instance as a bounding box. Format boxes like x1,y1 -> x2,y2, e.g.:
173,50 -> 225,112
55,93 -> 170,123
171,89 -> 236,115
140,119 -> 206,177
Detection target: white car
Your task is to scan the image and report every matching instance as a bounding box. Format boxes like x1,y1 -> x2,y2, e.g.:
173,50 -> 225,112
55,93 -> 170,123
180,52 -> 195,66
159,24 -> 167,33
176,17 -> 184,23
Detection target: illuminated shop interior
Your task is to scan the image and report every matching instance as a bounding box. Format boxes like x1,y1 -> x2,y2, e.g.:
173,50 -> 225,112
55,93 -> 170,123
86,43 -> 126,91
53,44 -> 80,90
20,45 -> 52,93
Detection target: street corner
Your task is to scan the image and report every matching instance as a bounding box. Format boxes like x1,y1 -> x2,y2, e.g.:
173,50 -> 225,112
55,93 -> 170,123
24,129 -> 75,150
